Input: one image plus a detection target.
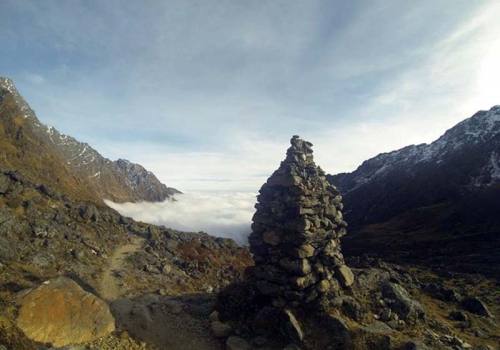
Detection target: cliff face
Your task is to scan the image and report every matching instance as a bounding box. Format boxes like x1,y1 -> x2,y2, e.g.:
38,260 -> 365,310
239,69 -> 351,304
113,159 -> 180,202
0,77 -> 179,203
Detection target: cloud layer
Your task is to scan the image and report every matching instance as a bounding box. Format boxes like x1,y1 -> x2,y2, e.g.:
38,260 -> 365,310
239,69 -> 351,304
105,192 -> 257,244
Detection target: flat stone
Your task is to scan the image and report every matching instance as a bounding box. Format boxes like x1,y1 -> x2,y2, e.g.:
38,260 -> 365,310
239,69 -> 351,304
290,274 -> 316,290
336,265 -> 355,287
291,244 -> 315,258
279,258 -> 311,275
16,277 -> 115,347
325,206 -> 337,218
299,207 -> 315,215
263,230 -> 281,246
226,336 -> 251,350
211,320 -> 232,338
323,239 -> 338,256
317,279 -> 330,293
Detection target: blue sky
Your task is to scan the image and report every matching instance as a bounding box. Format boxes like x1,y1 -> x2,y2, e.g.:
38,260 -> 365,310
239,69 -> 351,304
2,0 -> 500,191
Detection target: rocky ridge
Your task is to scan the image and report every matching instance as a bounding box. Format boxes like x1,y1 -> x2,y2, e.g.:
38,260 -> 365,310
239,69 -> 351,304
330,106 -> 500,196
0,76 -> 179,203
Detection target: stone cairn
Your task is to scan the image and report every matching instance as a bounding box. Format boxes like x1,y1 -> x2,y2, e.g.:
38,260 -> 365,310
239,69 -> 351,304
248,135 -> 354,309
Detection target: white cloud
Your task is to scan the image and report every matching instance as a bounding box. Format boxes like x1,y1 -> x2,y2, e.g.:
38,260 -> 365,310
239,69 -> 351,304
105,192 -> 257,244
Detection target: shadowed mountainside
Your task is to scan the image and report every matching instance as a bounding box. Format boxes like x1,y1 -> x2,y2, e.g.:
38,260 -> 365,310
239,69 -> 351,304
328,106 -> 500,277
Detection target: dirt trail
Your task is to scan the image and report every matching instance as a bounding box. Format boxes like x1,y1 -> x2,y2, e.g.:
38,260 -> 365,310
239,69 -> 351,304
98,236 -> 222,349
99,235 -> 144,302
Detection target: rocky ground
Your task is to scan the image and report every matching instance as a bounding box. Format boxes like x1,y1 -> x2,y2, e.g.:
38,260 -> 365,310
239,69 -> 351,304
209,137 -> 500,350
0,168 -> 251,349
0,153 -> 498,349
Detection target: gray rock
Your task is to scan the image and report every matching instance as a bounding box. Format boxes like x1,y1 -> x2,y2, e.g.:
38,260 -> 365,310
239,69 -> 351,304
354,322 -> 392,350
423,283 -> 462,303
262,230 -> 281,245
461,297 -> 493,318
336,265 -> 355,287
279,258 -> 311,276
381,282 -> 425,324
403,340 -> 429,350
79,204 -> 99,222
211,320 -> 232,338
332,296 -> 363,321
226,336 -> 252,350
290,244 -> 315,258
0,173 -> 10,194
441,335 -> 472,349
449,310 -> 468,322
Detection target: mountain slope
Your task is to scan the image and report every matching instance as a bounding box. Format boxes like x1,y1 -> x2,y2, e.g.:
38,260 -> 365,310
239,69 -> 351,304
0,77 -> 179,203
328,106 -> 500,276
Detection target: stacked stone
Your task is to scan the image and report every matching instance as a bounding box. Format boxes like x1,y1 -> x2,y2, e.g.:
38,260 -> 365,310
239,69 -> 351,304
248,135 -> 354,308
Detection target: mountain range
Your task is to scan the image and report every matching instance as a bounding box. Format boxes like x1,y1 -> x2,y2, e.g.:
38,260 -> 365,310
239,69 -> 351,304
0,77 -> 179,204
0,76 -> 498,349
328,106 -> 500,276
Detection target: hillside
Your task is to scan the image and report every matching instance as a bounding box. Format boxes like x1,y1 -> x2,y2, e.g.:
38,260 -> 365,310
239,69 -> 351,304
0,130 -> 498,350
0,77 -> 179,204
0,166 -> 251,348
328,106 -> 500,276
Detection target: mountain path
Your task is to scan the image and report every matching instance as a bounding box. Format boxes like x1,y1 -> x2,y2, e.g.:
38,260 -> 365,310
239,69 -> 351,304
99,235 -> 144,302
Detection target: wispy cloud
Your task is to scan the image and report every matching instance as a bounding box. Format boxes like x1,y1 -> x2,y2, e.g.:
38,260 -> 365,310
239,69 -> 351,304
2,1 -> 500,191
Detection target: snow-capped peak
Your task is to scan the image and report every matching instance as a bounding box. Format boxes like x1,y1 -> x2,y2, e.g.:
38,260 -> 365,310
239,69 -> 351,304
0,77 -> 17,95
336,105 -> 500,191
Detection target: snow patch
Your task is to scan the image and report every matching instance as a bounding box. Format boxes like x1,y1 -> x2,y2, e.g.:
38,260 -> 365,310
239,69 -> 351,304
490,152 -> 500,181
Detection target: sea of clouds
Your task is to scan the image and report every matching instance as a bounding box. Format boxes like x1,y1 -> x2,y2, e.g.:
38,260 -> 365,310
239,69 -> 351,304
105,192 -> 257,244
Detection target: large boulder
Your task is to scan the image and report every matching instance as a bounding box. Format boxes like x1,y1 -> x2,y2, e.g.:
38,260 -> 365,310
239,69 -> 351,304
461,297 -> 493,318
16,277 -> 115,347
381,282 -> 425,324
